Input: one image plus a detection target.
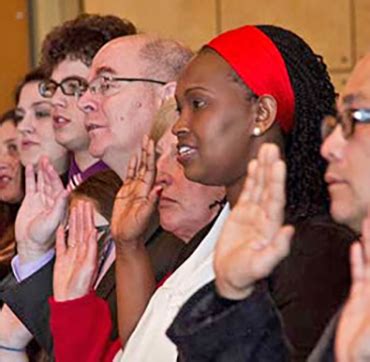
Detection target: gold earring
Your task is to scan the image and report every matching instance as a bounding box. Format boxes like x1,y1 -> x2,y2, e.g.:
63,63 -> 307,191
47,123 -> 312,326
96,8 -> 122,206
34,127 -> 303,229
252,127 -> 262,136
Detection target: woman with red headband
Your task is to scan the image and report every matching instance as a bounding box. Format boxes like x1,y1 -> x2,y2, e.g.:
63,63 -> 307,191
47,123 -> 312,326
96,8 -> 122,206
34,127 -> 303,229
48,25 -> 353,362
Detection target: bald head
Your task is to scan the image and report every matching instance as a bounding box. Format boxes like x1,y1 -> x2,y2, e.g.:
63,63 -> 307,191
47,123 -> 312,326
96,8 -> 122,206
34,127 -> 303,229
341,53 -> 370,108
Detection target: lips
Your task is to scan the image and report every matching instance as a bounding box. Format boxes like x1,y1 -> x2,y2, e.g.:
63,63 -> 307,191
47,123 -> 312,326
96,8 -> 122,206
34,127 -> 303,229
86,123 -> 105,134
159,195 -> 178,208
21,139 -> 39,150
53,114 -> 71,129
324,172 -> 348,190
176,143 -> 198,165
0,174 -> 13,189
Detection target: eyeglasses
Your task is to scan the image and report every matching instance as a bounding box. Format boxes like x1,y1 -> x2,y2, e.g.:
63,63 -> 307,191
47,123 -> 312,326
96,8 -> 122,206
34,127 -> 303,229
39,77 -> 89,98
88,75 -> 167,97
321,108 -> 370,140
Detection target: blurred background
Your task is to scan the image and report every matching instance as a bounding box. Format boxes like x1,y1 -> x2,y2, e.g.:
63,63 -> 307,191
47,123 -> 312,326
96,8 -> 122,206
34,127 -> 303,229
1,0 -> 369,113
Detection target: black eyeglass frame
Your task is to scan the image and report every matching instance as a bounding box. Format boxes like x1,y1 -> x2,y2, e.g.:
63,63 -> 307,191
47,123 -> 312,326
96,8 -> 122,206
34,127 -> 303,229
39,76 -> 89,98
322,108 -> 370,139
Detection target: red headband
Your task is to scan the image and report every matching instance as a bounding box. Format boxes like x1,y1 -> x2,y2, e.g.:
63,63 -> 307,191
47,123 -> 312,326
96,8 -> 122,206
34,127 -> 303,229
207,25 -> 295,133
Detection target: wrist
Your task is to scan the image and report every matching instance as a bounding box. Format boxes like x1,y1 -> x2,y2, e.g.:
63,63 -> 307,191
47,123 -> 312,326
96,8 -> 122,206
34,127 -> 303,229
215,278 -> 254,300
114,237 -> 145,255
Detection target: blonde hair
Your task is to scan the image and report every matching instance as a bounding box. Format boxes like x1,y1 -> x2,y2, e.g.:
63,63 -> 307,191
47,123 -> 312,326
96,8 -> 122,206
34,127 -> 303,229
149,98 -> 178,144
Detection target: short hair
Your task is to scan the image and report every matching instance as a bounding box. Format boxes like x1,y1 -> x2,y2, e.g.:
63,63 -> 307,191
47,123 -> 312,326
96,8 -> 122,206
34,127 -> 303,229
40,14 -> 137,75
69,170 -> 122,222
139,38 -> 193,82
14,67 -> 47,105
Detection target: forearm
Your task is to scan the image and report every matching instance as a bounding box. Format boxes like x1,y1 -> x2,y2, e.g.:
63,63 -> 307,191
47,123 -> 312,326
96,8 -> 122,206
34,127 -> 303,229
0,304 -> 32,349
115,241 -> 156,345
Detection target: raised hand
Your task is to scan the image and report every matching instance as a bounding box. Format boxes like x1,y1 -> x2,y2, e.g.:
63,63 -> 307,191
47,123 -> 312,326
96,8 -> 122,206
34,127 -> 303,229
53,201 -> 98,302
214,143 -> 294,300
15,157 -> 68,264
336,213 -> 370,362
111,136 -> 161,249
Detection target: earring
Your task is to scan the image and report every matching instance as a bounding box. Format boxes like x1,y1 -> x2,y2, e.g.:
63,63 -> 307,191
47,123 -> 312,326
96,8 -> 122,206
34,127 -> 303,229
252,127 -> 262,136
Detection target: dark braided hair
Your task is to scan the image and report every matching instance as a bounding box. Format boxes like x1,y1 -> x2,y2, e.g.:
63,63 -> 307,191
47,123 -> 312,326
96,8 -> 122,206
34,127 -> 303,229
256,25 -> 335,223
40,14 -> 137,75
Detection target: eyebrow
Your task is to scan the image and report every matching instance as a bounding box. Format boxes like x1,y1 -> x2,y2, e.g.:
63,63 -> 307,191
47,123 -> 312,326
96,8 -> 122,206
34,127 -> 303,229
32,101 -> 52,108
342,93 -> 366,106
96,66 -> 116,76
184,86 -> 213,96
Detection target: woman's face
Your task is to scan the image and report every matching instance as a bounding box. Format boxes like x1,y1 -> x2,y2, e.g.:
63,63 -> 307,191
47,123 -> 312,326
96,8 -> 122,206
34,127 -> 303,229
15,81 -> 67,170
173,50 -> 259,187
156,128 -> 225,242
0,120 -> 23,203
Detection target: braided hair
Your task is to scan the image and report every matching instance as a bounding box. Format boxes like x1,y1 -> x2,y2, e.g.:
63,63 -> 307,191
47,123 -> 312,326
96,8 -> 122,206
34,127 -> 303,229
255,25 -> 335,223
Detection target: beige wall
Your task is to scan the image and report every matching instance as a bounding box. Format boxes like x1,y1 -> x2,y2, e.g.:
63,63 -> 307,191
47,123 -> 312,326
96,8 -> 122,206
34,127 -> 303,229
0,0 -> 30,113
31,0 -> 81,63
83,0 -> 370,92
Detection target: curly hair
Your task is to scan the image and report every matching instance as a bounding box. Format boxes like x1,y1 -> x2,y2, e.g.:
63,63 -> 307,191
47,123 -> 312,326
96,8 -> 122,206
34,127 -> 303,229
255,25 -> 335,222
40,14 -> 137,75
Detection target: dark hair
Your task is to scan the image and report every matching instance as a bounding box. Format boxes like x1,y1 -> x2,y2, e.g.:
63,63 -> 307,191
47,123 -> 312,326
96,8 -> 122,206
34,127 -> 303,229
255,25 -> 334,222
0,109 -> 17,127
70,170 -> 122,222
14,67 -> 47,105
40,14 -> 137,75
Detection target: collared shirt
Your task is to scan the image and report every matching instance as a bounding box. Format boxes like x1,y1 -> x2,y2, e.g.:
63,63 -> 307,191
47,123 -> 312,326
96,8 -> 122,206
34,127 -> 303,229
114,204 -> 230,362
68,156 -> 110,190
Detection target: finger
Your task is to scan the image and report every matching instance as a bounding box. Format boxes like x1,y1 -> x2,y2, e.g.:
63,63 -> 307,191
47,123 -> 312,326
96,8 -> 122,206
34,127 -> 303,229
84,201 -> 95,237
37,159 -> 45,197
362,216 -> 370,265
48,189 -> 68,226
25,164 -> 36,195
68,207 -> 77,248
270,225 -> 294,261
238,159 -> 257,204
139,136 -> 149,178
45,160 -> 65,196
349,242 -> 366,297
148,184 -> 163,206
125,154 -> 138,181
265,160 -> 287,225
142,140 -> 157,192
55,225 -> 66,258
76,201 -> 85,247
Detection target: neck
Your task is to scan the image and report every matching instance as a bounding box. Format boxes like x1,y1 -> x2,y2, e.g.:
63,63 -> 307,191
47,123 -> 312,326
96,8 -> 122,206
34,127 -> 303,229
103,151 -> 132,181
74,149 -> 100,172
226,174 -> 247,209
52,155 -> 69,176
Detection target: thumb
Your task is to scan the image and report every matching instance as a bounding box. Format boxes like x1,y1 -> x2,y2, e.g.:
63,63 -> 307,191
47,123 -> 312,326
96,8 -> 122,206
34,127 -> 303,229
271,225 -> 294,260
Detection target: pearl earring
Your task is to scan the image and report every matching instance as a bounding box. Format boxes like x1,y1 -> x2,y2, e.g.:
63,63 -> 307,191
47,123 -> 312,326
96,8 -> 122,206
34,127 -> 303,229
252,127 -> 262,136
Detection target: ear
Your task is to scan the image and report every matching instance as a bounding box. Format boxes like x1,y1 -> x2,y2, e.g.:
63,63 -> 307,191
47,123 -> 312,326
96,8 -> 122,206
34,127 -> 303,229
252,95 -> 277,136
159,81 -> 177,106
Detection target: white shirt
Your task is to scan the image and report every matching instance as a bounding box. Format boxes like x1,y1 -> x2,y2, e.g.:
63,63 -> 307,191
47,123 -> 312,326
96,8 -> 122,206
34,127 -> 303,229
114,204 -> 230,362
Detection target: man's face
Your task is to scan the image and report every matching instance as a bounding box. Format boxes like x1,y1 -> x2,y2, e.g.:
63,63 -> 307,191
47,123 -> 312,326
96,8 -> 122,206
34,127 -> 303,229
78,39 -> 163,173
321,54 -> 370,233
50,59 -> 90,152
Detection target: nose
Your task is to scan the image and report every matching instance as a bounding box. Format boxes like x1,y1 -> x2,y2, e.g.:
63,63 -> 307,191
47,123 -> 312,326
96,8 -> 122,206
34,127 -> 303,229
321,125 -> 346,163
78,88 -> 98,115
156,153 -> 174,188
51,87 -> 67,108
17,113 -> 34,134
172,111 -> 189,139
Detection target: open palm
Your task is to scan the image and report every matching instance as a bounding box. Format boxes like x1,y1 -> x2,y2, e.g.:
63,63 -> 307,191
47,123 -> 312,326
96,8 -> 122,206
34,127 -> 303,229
111,136 -> 161,247
15,157 -> 68,262
214,144 -> 294,300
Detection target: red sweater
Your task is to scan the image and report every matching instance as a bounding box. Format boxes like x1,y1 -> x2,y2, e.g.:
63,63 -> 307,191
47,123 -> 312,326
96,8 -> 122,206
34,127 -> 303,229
49,292 -> 121,362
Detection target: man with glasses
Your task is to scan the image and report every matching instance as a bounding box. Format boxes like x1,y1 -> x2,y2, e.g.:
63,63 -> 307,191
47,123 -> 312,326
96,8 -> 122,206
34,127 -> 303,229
162,54 -> 370,361
77,34 -> 192,179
